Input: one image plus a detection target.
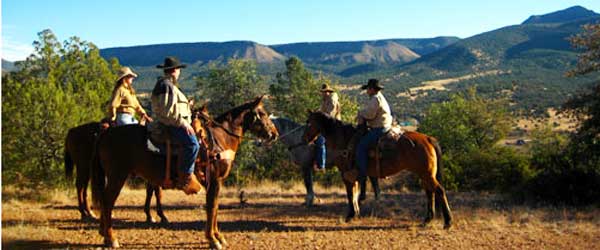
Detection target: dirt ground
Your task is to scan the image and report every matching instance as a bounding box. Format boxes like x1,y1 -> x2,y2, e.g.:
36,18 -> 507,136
2,183 -> 599,250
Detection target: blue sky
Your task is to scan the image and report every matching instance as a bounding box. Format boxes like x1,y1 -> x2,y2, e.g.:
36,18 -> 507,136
2,0 -> 600,61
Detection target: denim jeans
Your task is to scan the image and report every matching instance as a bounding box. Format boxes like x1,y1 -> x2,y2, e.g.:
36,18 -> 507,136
315,135 -> 326,169
355,127 -> 387,178
168,125 -> 200,174
116,113 -> 138,126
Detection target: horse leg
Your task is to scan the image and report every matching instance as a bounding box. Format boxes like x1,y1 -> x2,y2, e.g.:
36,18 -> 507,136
100,172 -> 128,248
212,179 -> 227,247
205,177 -> 224,250
154,185 -> 169,224
343,179 -> 360,222
144,183 -> 155,223
369,176 -> 381,201
434,183 -> 453,229
76,177 -> 89,220
422,189 -> 435,226
302,162 -> 315,207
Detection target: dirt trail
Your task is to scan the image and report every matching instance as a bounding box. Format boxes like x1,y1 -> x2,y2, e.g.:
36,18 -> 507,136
3,184 -> 599,249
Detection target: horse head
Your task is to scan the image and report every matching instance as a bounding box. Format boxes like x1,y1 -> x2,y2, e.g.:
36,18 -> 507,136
303,109 -> 324,144
244,95 -> 279,142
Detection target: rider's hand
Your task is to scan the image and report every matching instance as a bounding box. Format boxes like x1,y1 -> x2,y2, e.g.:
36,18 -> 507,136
143,113 -> 153,123
183,123 -> 195,135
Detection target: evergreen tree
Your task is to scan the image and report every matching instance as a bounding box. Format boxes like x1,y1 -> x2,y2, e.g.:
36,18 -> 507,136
2,29 -> 118,187
196,59 -> 266,114
269,57 -> 320,122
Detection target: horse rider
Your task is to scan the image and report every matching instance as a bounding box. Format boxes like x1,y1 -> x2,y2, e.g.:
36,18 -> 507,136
314,83 -> 341,171
151,56 -> 202,195
355,78 -> 392,195
107,66 -> 153,126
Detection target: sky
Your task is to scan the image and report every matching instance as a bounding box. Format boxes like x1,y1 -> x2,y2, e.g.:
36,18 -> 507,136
2,0 -> 600,61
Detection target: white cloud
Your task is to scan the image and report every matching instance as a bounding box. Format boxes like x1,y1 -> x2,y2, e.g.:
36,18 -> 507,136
1,38 -> 34,62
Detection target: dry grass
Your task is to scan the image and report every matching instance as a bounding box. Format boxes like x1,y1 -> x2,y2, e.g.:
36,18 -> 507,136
3,183 -> 599,249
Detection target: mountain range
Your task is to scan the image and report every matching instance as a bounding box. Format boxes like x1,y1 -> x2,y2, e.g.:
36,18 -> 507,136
4,6 -> 599,117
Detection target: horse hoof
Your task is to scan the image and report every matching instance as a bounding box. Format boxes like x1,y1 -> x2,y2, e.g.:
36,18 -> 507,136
209,241 -> 223,250
160,218 -> 170,225
104,239 -> 120,248
81,215 -> 97,222
146,217 -> 156,223
444,222 -> 452,230
217,237 -> 228,247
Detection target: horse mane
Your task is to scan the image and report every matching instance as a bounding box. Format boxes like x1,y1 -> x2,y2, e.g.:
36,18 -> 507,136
214,101 -> 256,123
273,117 -> 301,128
313,111 -> 355,136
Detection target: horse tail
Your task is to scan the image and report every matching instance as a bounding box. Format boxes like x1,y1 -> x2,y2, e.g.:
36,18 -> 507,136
65,150 -> 74,179
64,130 -> 75,179
90,133 -> 105,210
430,137 -> 443,184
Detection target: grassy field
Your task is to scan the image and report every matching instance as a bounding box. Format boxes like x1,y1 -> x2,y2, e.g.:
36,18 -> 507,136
2,182 -> 599,249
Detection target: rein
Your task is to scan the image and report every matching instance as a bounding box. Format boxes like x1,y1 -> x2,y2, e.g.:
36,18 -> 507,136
272,125 -> 304,142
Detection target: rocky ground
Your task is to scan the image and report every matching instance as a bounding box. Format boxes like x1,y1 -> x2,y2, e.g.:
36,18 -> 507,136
2,183 -> 599,249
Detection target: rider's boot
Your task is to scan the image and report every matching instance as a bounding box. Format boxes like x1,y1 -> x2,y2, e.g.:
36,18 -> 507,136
177,172 -> 203,195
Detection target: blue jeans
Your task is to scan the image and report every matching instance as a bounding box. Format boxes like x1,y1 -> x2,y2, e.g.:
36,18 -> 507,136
116,113 -> 138,126
356,127 -> 387,179
315,136 -> 326,169
168,126 -> 200,174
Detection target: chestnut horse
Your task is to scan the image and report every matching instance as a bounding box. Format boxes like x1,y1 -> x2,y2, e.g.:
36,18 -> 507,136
91,96 -> 278,249
303,111 -> 452,229
64,122 -> 168,223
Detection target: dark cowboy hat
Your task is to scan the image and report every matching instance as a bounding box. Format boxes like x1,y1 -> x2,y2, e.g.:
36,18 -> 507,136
320,84 -> 335,92
361,78 -> 384,90
156,56 -> 187,70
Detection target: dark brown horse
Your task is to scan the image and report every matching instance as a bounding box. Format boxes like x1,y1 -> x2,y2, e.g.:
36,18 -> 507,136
91,96 -> 278,249
303,111 -> 452,229
65,122 -> 168,223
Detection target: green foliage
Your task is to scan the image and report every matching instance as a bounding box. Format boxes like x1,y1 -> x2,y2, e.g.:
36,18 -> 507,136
196,59 -> 267,114
270,57 -> 320,122
521,23 -> 600,205
419,87 -> 512,154
418,87 -> 523,191
2,29 -> 117,187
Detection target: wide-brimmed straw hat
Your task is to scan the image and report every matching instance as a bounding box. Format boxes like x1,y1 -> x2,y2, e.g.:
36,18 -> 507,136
361,78 -> 384,90
116,67 -> 138,83
156,56 -> 187,70
320,84 -> 335,92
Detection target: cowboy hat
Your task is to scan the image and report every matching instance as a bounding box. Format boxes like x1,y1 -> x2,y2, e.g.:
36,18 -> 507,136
156,56 -> 187,70
361,78 -> 384,90
116,67 -> 138,83
320,84 -> 335,92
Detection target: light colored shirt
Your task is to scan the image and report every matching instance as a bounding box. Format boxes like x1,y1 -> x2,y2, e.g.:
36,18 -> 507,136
151,77 -> 192,127
107,85 -> 146,121
357,91 -> 392,129
320,92 -> 341,119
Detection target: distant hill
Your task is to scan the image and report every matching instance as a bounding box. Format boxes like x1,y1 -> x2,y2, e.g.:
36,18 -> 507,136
99,37 -> 458,72
2,59 -> 16,73
394,6 -> 600,75
369,6 -> 600,118
100,41 -> 286,67
271,37 -> 459,65
522,5 -> 599,25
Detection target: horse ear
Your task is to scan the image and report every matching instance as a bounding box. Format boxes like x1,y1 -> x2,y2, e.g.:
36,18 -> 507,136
252,95 -> 265,108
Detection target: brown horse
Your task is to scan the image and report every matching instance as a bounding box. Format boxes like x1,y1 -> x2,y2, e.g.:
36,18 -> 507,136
65,122 -> 168,223
91,96 -> 278,249
302,111 -> 452,229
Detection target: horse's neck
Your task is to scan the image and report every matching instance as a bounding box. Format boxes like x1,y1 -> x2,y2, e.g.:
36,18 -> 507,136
209,120 -> 243,150
274,119 -> 304,146
323,124 -> 356,150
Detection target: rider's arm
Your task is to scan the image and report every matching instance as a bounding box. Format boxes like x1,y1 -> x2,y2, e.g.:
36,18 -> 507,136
358,96 -> 379,121
108,88 -> 125,121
